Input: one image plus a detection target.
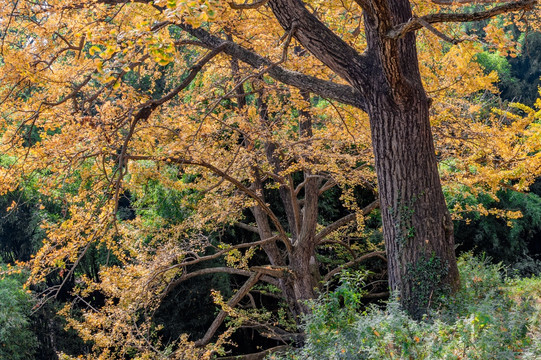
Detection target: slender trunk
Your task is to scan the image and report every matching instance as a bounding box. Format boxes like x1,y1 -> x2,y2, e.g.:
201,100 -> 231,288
251,172 -> 318,323
289,170 -> 320,316
253,88 -> 322,322
250,172 -> 304,322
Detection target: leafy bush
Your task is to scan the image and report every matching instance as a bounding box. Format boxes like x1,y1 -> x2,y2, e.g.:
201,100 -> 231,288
300,270 -> 369,359
273,254 -> 541,360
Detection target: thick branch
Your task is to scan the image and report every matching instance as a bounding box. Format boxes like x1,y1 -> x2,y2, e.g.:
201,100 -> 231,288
235,222 -> 259,233
388,0 -> 537,39
177,24 -> 368,111
268,0 -> 373,97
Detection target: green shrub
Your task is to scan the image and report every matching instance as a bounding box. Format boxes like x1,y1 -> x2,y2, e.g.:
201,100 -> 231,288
274,254 -> 541,360
300,270 -> 369,360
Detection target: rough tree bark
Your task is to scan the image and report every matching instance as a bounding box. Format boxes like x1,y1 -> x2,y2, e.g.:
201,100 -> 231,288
263,0 -> 535,316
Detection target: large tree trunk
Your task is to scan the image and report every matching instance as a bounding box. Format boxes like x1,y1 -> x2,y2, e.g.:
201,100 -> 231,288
268,0 -> 460,316
367,85 -> 459,317
363,1 -> 460,317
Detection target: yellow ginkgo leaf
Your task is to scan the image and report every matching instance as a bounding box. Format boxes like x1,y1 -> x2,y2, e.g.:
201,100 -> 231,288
89,45 -> 101,56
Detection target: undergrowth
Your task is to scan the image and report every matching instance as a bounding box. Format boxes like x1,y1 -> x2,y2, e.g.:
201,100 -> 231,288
269,253 -> 541,360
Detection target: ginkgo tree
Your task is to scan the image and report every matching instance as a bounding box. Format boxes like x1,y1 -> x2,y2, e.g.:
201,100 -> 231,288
1,0 -> 541,358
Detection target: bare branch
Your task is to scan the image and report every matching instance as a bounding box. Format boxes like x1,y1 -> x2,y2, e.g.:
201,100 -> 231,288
388,0 -> 537,39
318,178 -> 337,196
250,265 -> 291,278
235,222 -> 260,233
294,178 -> 307,196
323,251 -> 387,283
195,272 -> 262,347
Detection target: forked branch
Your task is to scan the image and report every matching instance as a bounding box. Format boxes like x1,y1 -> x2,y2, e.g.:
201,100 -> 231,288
194,272 -> 262,347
